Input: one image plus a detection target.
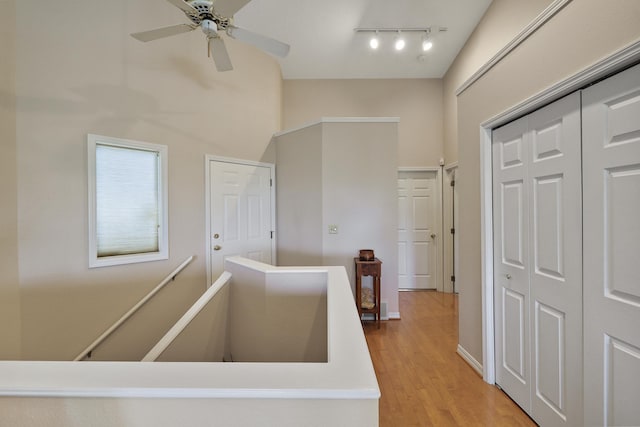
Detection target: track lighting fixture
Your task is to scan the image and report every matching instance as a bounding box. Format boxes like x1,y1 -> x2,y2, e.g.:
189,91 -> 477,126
356,27 -> 441,56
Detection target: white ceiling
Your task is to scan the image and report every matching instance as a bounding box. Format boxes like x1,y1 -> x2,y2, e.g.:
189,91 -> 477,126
234,0 -> 492,79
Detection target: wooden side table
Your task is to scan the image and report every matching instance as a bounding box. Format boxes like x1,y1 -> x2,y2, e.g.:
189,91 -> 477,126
354,257 -> 382,328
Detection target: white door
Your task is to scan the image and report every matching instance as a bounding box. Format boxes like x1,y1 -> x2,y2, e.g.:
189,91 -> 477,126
209,159 -> 274,282
493,92 -> 583,425
398,170 -> 439,290
583,63 -> 640,426
493,115 -> 532,413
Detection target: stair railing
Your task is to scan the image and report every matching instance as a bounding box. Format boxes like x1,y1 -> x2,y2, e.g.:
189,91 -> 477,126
142,270 -> 232,362
73,255 -> 195,361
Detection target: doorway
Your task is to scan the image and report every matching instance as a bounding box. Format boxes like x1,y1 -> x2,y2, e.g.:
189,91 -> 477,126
205,156 -> 276,286
398,169 -> 442,290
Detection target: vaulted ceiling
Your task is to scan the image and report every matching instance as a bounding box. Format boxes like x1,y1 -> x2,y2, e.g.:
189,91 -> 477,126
234,0 -> 492,79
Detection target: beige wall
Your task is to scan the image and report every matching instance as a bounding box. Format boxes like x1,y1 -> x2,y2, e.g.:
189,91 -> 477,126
0,0 -> 21,360
274,120 -> 400,316
283,79 -> 443,167
10,0 -> 283,360
455,0 -> 640,364
443,0 -> 554,163
322,121 -> 399,316
275,125 -> 324,266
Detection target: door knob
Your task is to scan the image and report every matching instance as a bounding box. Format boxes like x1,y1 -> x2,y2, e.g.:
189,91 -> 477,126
214,245 -> 222,251
430,233 -> 436,239
506,274 -> 512,280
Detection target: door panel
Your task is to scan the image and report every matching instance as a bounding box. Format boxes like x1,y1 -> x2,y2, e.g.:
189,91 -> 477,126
583,63 -> 640,426
398,171 -> 439,290
501,180 -> 526,268
210,160 -> 273,282
503,288 -> 526,381
534,301 -> 564,418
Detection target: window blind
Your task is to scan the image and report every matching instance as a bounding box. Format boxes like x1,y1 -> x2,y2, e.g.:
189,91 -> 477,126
95,144 -> 160,257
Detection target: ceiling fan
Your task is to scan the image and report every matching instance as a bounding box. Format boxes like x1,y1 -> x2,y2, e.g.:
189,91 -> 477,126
131,0 -> 290,72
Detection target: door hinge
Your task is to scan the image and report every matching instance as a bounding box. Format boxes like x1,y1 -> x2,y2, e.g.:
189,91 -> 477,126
270,231 -> 274,239
450,228 -> 455,234
270,178 -> 273,187
450,179 -> 455,187
451,275 -> 455,282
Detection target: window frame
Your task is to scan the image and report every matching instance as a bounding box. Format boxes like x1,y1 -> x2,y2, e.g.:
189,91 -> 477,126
87,134 -> 169,268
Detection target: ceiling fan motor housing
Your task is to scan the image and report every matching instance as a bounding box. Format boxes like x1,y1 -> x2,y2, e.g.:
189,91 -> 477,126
201,19 -> 218,37
184,0 -> 231,30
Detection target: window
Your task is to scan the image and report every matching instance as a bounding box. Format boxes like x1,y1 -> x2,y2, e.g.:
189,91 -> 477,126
88,134 -> 168,267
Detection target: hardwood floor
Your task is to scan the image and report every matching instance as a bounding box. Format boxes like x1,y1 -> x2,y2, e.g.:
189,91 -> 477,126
363,291 -> 536,427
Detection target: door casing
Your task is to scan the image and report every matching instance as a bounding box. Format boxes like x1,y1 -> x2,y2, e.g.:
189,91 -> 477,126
398,167 -> 443,292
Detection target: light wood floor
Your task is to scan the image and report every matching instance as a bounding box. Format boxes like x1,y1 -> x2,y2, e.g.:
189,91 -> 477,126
363,291 -> 536,427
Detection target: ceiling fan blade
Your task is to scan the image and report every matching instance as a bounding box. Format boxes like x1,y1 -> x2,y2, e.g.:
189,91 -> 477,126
213,0 -> 252,17
131,24 -> 196,42
165,0 -> 198,14
227,26 -> 290,58
209,37 -> 233,72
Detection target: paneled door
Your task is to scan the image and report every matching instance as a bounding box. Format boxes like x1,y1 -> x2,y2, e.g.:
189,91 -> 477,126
493,115 -> 532,413
493,92 -> 582,425
583,63 -> 640,426
398,170 -> 439,290
209,159 -> 274,283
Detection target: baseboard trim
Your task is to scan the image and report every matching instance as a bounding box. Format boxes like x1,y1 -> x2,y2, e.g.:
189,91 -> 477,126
362,312 -> 400,321
457,344 -> 483,377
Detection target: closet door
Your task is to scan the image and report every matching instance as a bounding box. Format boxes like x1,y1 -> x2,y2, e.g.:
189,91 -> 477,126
493,92 -> 582,425
493,116 -> 532,413
528,93 -> 582,426
583,63 -> 640,426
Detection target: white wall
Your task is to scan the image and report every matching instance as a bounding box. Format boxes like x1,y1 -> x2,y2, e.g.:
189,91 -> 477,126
454,0 -> 640,365
8,0 -> 283,360
0,398 -> 378,427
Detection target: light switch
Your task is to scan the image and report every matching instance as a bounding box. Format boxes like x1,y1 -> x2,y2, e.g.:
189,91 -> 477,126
328,224 -> 338,234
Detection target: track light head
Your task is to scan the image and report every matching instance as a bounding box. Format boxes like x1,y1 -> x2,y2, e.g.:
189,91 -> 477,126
421,30 -> 433,52
369,31 -> 379,49
394,32 -> 405,51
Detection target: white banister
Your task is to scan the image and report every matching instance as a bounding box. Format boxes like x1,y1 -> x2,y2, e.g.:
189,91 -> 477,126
142,271 -> 232,362
73,255 -> 195,361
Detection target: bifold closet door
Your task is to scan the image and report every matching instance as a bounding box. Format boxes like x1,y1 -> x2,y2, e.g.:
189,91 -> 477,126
583,63 -> 640,426
493,115 -> 532,413
493,92 -> 582,425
